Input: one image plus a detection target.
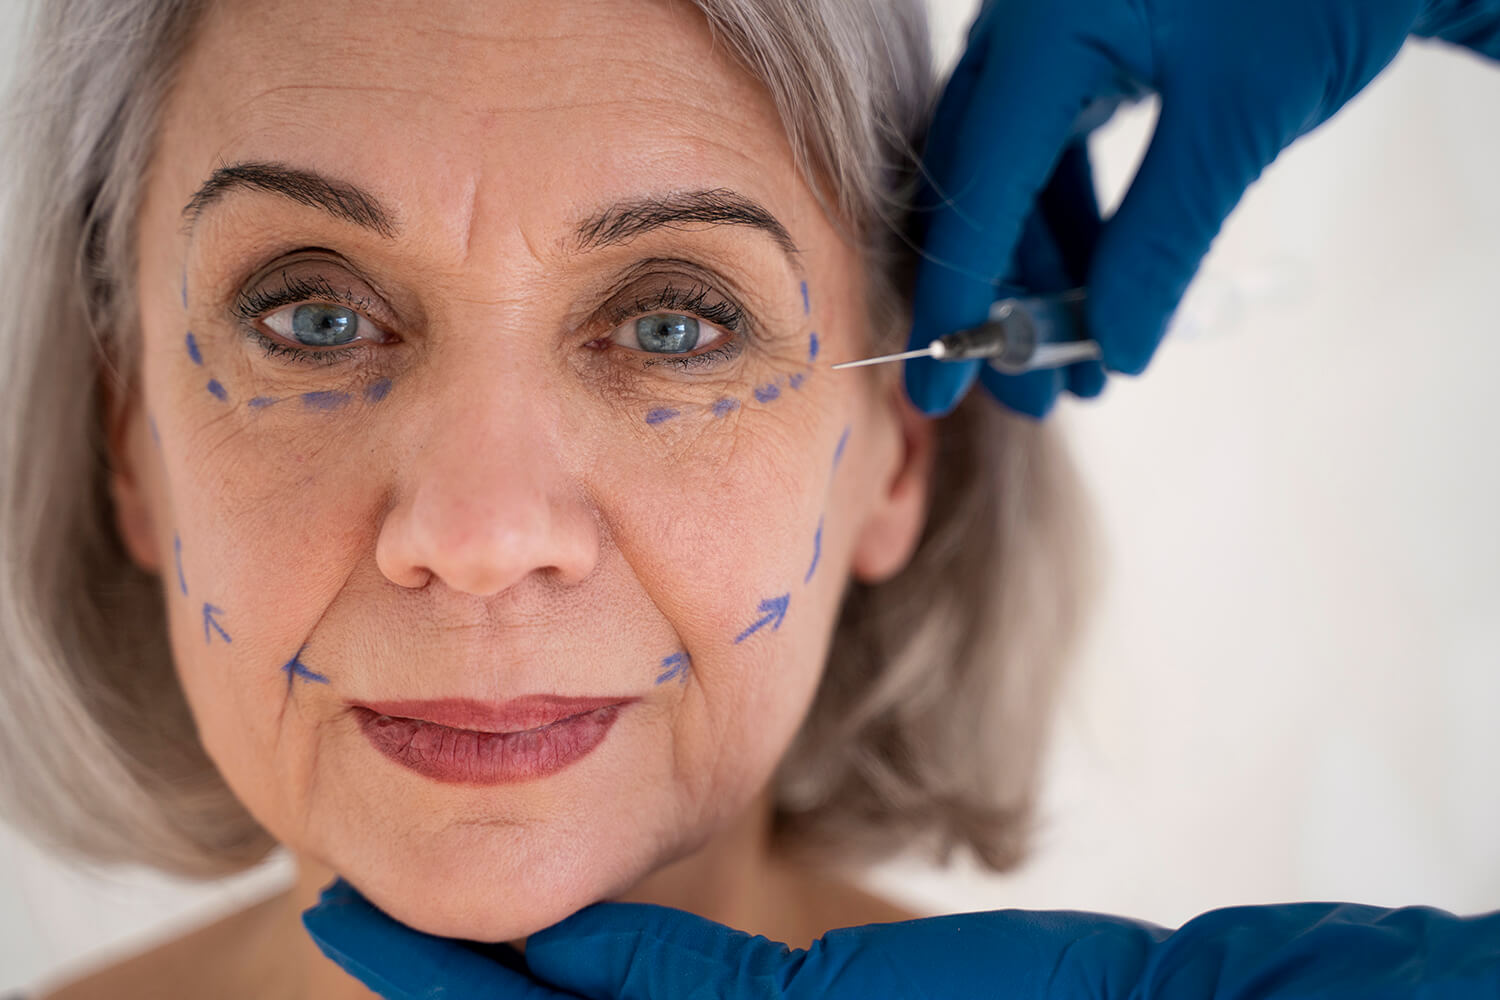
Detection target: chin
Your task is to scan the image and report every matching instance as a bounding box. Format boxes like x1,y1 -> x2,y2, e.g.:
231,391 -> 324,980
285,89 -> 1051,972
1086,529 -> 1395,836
334,803 -> 674,943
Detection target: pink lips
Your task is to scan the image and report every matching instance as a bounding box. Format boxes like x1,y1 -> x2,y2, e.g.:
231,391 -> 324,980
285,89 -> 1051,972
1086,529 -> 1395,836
352,696 -> 634,785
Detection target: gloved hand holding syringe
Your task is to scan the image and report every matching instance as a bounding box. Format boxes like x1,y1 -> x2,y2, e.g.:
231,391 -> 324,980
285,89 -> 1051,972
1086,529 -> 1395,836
833,289 -> 1101,376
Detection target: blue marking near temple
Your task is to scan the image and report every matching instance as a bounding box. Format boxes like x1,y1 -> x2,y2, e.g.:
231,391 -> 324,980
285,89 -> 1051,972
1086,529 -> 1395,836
655,652 -> 691,685
365,378 -> 393,403
800,281 -> 810,315
645,407 -> 680,425
174,535 -> 187,596
734,594 -> 789,643
808,332 -> 819,361
753,382 -> 781,404
804,516 -> 823,583
833,425 -> 850,468
282,645 -> 330,686
185,332 -> 202,365
711,397 -> 739,417
302,390 -> 351,411
202,603 -> 231,645
247,396 -> 280,409
206,379 -> 228,401
788,372 -> 805,390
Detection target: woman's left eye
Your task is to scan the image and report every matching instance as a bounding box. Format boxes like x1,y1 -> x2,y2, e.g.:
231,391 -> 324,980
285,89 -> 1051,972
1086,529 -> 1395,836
261,302 -> 387,350
611,312 -> 728,356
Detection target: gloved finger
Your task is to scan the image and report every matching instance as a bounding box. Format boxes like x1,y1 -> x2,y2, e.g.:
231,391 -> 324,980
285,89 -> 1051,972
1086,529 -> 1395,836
1086,85 -> 1295,377
525,901 -> 799,1000
301,877 -> 572,1000
977,364 -> 1066,420
1066,359 -> 1108,399
905,10 -> 1125,416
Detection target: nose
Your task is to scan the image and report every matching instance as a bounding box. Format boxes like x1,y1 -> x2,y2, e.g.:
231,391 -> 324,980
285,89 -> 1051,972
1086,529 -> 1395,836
374,374 -> 600,597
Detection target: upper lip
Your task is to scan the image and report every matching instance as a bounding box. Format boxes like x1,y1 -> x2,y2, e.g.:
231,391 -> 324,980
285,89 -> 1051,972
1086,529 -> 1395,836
352,695 -> 636,734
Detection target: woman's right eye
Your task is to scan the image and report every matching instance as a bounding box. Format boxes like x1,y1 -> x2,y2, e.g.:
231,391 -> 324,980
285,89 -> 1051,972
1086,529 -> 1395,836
262,302 -> 387,349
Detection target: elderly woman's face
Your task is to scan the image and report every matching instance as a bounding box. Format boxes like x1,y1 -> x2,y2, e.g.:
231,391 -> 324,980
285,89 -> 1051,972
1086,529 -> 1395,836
112,0 -> 931,940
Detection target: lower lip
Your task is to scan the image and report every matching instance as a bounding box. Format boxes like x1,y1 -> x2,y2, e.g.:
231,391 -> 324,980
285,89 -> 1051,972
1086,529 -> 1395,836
353,704 -> 625,785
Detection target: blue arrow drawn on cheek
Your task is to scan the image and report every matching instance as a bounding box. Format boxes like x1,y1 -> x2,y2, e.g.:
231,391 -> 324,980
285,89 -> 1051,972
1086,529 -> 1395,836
734,594 -> 789,644
202,603 -> 232,645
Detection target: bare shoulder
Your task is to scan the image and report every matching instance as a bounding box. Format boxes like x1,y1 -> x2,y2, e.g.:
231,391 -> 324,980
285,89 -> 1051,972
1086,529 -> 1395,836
37,891 -> 288,1000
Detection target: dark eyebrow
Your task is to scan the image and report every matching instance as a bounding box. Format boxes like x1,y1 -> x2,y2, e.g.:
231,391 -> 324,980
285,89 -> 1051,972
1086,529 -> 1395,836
180,161 -> 399,238
574,189 -> 799,258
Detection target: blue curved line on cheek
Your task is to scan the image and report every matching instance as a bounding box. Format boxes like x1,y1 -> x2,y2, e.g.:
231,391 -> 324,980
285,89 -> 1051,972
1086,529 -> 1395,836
833,425 -> 850,468
180,271 -> 188,309
174,535 -> 187,596
804,516 -> 823,583
753,381 -> 780,404
808,332 -> 819,361
148,414 -> 161,446
654,651 -> 690,685
282,644 -> 330,685
206,379 -> 228,402
645,407 -> 680,425
365,378 -> 393,403
711,397 -> 739,417
302,390 -> 351,411
247,396 -> 281,409
788,372 -> 805,390
800,281 -> 810,315
185,332 -> 202,365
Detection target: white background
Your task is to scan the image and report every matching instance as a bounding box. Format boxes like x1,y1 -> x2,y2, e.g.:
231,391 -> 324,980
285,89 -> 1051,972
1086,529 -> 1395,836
4,0 -> 1499,993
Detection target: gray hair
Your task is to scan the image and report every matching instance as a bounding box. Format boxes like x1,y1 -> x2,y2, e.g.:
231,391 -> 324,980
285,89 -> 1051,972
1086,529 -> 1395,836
0,0 -> 1093,881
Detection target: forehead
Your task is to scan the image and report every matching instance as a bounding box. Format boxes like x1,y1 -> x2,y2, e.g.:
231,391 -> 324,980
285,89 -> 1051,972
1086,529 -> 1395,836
162,0 -> 804,256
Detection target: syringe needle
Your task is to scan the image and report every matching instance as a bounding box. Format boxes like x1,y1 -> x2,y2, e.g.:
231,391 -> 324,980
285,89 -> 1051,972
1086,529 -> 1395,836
830,346 -> 936,370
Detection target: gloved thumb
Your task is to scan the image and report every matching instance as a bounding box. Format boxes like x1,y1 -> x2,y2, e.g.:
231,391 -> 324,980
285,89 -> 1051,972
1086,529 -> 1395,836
525,902 -> 804,999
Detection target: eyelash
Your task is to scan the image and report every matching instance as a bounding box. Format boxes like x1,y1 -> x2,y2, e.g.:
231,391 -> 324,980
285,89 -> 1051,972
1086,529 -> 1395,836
231,272 -> 747,371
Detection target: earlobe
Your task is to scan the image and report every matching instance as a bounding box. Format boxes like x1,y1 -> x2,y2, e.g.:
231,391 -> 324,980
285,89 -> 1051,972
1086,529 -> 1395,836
102,379 -> 163,573
848,379 -> 937,584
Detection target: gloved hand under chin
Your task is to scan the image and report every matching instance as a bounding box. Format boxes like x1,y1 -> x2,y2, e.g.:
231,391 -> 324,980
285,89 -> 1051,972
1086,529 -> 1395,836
301,875 -> 1500,999
905,0 -> 1500,419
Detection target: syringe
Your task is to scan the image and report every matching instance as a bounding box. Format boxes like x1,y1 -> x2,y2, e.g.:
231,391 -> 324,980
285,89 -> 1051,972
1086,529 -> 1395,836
831,288 -> 1101,374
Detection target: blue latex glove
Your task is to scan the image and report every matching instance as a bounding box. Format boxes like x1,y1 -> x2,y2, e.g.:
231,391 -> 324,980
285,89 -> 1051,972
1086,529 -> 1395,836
302,875 -> 1500,999
906,0 -> 1500,419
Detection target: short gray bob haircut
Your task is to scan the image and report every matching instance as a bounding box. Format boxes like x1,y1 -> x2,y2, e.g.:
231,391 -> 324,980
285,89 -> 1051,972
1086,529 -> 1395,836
0,0 -> 1094,879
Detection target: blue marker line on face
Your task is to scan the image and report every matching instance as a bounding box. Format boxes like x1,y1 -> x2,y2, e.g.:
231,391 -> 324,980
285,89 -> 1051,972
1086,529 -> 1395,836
180,270 -> 188,309
302,390 -> 351,411
174,535 -> 187,596
282,645 -> 330,685
788,372 -> 805,390
808,332 -> 819,361
711,397 -> 739,417
247,396 -> 280,409
753,382 -> 781,404
655,651 -> 691,685
206,379 -> 228,401
202,603 -> 231,645
833,425 -> 850,468
800,280 -> 810,315
365,378 -> 393,403
804,516 -> 823,583
148,414 -> 161,446
185,332 -> 202,365
645,407 -> 680,425
734,594 -> 789,643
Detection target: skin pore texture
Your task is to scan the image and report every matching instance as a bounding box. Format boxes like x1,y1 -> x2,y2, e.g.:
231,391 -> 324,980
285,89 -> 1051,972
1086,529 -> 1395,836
81,1 -> 936,997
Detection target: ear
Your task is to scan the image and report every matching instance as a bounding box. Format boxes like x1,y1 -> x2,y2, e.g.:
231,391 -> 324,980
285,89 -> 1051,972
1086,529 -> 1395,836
848,377 -> 936,584
102,375 -> 163,572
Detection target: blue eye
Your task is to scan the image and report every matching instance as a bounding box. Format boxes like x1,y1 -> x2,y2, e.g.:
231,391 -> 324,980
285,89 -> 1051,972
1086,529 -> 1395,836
268,302 -> 360,347
617,312 -> 727,356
